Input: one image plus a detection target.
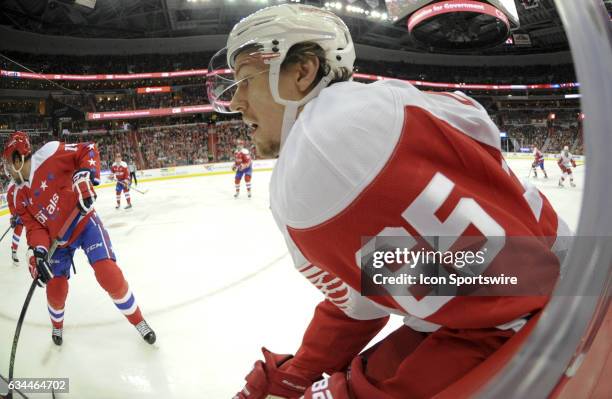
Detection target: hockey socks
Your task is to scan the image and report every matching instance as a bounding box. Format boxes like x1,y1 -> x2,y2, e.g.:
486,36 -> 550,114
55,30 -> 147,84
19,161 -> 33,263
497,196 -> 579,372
92,259 -> 144,326
12,223 -> 23,251
245,175 -> 252,197
46,276 -> 69,329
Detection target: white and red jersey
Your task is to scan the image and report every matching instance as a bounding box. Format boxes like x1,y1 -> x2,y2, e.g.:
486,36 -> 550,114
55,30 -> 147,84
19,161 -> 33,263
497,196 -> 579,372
234,148 -> 252,170
111,161 -> 130,181
270,80 -> 572,376
533,148 -> 544,164
14,142 -> 101,250
558,150 -> 576,169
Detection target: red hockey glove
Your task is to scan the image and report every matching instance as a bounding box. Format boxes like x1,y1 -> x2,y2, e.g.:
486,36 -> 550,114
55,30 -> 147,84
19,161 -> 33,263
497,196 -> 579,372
234,348 -> 316,399
72,169 -> 97,215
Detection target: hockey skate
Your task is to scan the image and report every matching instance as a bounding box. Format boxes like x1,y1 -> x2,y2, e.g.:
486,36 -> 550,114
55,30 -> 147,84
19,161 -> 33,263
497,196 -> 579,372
125,204 -> 133,209
115,204 -> 120,209
558,181 -> 564,187
135,320 -> 156,344
234,192 -> 239,198
52,327 -> 63,346
570,181 -> 576,188
248,192 -> 252,198
11,249 -> 19,267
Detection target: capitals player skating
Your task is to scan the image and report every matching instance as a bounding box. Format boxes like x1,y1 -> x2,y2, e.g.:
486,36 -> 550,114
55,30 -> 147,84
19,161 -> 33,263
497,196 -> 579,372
111,153 -> 132,209
208,5 -> 571,399
6,180 -> 25,266
530,145 -> 548,178
2,132 -> 155,346
557,145 -> 577,187
233,145 -> 253,198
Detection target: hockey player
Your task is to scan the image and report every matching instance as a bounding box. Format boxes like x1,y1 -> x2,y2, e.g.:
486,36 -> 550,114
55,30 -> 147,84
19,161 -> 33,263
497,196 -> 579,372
232,147 -> 253,198
531,145 -> 548,178
111,153 -> 132,209
208,5 -> 572,399
2,131 -> 155,346
6,180 -> 24,266
558,145 -> 577,187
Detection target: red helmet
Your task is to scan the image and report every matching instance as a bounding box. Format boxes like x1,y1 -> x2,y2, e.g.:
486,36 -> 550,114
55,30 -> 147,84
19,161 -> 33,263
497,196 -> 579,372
3,131 -> 32,162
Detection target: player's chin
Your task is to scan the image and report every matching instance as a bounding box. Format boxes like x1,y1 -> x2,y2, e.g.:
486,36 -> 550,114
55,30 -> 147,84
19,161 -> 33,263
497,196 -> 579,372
255,140 -> 279,159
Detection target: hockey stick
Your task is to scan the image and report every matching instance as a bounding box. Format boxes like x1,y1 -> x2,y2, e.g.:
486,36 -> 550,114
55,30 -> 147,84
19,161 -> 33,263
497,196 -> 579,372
117,180 -> 148,195
6,240 -> 59,399
6,280 -> 37,399
130,186 -> 148,195
0,373 -> 29,399
0,226 -> 11,243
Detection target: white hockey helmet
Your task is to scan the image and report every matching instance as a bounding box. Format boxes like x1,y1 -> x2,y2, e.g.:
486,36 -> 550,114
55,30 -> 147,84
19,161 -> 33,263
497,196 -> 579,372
240,148 -> 250,155
563,145 -> 569,151
207,4 -> 355,145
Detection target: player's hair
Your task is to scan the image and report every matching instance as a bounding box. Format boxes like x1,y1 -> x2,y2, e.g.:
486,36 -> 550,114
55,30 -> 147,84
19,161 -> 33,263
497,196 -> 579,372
237,42 -> 351,88
281,42 -> 352,88
11,151 -> 31,164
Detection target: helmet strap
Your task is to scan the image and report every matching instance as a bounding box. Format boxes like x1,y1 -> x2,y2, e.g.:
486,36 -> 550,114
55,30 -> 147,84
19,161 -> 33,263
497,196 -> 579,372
268,62 -> 332,149
12,154 -> 27,183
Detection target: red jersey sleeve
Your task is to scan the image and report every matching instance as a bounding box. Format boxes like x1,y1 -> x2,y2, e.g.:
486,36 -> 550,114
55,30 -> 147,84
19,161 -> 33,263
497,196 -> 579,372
287,300 -> 388,379
7,184 -> 16,216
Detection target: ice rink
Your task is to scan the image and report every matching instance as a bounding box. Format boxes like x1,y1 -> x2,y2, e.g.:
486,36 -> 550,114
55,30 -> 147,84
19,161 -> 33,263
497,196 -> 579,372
0,158 -> 585,398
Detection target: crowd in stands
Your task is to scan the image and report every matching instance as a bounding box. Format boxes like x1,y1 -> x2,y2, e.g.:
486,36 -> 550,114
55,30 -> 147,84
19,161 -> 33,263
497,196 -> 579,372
138,126 -> 209,168
0,100 -> 38,114
0,50 -> 584,183
507,125 -> 548,150
58,121 -> 253,170
546,128 -> 579,153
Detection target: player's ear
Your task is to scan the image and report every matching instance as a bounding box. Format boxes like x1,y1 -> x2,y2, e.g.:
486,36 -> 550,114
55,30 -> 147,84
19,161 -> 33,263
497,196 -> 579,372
295,55 -> 320,94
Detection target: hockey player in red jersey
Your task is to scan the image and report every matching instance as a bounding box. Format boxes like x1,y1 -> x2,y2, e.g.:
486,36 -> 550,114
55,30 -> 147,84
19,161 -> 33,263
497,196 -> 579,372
207,5 -> 570,399
110,153 -> 132,209
557,145 -> 577,187
2,131 -> 155,346
232,145 -> 253,198
530,145 -> 548,178
6,180 -> 24,266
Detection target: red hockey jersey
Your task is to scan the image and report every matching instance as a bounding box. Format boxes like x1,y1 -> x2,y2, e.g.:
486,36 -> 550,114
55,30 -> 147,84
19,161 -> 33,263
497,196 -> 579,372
234,149 -> 252,169
111,161 -> 130,181
15,141 -> 101,250
269,80 -> 572,376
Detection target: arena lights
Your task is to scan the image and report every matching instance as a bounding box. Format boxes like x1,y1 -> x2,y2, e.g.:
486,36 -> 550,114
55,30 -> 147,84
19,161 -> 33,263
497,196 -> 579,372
324,2 -> 343,10
325,2 -> 389,21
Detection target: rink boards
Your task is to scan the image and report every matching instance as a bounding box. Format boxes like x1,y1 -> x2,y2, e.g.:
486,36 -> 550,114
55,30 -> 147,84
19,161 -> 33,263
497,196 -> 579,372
0,153 -> 584,214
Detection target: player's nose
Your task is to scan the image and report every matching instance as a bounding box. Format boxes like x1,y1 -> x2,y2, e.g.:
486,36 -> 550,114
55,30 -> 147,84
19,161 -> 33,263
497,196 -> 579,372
229,89 -> 246,114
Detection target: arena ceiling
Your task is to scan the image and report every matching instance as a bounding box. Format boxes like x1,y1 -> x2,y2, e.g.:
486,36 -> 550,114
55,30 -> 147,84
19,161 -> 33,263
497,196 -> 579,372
0,0 -> 610,55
